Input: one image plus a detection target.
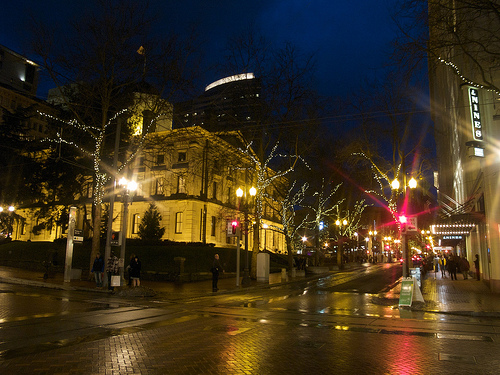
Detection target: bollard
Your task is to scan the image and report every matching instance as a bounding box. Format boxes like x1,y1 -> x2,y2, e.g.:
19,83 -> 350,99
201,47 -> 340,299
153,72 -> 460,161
281,268 -> 288,282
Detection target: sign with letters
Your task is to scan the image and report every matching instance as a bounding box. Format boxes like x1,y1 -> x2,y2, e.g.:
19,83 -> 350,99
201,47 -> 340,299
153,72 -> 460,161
73,229 -> 83,243
469,88 -> 483,141
399,278 -> 414,306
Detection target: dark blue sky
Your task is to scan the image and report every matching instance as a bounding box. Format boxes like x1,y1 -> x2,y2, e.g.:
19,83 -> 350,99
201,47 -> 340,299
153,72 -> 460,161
1,0 -> 397,100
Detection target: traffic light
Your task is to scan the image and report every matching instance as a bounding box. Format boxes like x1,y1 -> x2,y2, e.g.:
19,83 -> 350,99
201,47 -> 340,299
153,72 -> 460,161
227,220 -> 240,237
399,215 -> 407,224
231,220 -> 239,235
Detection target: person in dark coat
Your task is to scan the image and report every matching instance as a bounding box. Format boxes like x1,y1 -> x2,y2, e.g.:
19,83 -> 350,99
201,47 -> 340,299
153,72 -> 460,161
447,255 -> 458,280
91,252 -> 104,287
211,254 -> 224,292
129,255 -> 141,287
474,254 -> 480,281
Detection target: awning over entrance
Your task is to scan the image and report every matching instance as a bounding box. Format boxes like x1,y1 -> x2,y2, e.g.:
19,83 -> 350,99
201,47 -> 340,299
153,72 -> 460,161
431,212 -> 484,236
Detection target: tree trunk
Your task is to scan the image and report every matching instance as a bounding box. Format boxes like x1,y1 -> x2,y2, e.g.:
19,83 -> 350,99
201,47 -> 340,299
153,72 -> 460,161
90,203 -> 102,276
287,238 -> 293,272
251,221 -> 259,279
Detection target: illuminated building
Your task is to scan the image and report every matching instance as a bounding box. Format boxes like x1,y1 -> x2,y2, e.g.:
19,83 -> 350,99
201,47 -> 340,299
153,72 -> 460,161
428,3 -> 500,290
174,73 -> 262,132
0,44 -> 55,138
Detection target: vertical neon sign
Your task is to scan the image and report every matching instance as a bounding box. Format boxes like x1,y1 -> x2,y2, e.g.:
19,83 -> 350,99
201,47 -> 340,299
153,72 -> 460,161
469,88 -> 483,141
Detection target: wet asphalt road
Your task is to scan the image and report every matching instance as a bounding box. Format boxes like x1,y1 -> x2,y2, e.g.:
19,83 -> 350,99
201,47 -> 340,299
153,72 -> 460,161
1,263 -> 500,374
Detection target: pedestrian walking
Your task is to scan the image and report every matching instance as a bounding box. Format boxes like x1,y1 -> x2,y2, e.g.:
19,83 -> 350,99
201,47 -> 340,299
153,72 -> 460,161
474,254 -> 480,281
433,256 -> 439,273
460,256 -> 470,280
91,252 -> 104,287
106,251 -> 119,290
129,255 -> 141,287
440,256 -> 447,278
211,253 -> 224,292
127,254 -> 135,286
447,255 -> 458,280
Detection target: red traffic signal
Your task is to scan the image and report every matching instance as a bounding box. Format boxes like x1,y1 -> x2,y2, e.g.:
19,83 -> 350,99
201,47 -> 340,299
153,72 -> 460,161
399,215 -> 407,224
231,220 -> 239,235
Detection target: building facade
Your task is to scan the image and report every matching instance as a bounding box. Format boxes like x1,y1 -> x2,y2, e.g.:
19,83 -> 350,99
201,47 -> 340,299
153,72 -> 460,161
428,2 -> 500,291
12,125 -> 286,253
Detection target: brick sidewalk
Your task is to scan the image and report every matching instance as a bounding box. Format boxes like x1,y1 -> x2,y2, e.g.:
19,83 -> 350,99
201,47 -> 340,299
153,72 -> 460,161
2,264 -> 500,315
385,268 -> 500,316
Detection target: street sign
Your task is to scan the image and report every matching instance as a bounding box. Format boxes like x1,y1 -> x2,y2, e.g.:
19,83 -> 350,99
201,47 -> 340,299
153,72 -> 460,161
110,231 -> 121,246
73,229 -> 83,243
402,217 -> 418,234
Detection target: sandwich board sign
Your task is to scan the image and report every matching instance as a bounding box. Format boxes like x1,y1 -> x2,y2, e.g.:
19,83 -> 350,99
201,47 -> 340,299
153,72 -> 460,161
399,277 -> 425,307
399,278 -> 414,306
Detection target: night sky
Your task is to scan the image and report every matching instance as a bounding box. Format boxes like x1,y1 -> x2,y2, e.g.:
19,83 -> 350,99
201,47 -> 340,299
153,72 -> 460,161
1,0 -> 398,100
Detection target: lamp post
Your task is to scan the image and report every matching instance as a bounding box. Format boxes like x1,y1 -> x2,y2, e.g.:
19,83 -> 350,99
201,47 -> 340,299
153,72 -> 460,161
393,176 -> 417,278
364,236 -> 369,261
236,186 -> 256,286
118,177 -> 137,283
368,230 -> 377,262
262,223 -> 268,250
336,219 -> 348,269
354,232 -> 359,262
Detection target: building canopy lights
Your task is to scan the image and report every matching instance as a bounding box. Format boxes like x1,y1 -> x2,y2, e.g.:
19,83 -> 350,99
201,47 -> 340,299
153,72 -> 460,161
431,223 -> 476,235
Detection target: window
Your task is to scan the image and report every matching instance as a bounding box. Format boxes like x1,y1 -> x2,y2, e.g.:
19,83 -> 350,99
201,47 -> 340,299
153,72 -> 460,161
212,181 -> 217,200
156,154 -> 165,165
25,64 -> 36,84
177,176 -> 186,194
178,152 -> 187,162
132,214 -> 141,234
155,178 -> 164,195
175,212 -> 183,233
211,216 -> 216,237
142,110 -> 154,134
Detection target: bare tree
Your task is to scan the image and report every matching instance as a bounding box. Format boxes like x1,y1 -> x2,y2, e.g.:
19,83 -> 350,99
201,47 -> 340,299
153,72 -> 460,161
239,141 -> 307,277
32,0 -> 200,272
393,0 -> 500,94
269,181 -> 310,272
304,179 -> 344,266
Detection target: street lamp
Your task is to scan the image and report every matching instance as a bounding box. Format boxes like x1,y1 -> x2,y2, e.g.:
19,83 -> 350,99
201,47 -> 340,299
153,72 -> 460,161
392,175 -> 417,278
118,177 -> 137,283
368,230 -> 378,263
236,186 -> 256,286
354,232 -> 360,261
335,219 -> 348,269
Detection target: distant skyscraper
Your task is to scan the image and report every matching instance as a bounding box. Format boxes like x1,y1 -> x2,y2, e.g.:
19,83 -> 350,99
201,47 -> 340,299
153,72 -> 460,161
0,44 -> 39,96
174,73 -> 262,132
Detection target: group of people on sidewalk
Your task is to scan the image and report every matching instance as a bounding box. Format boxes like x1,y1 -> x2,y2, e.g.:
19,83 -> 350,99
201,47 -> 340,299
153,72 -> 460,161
433,253 -> 480,281
90,251 -> 141,289
92,251 -> 224,292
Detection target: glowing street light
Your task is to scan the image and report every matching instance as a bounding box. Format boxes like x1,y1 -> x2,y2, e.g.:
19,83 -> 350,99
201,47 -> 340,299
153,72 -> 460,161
335,219 -> 348,269
117,177 -> 138,283
236,186 -> 257,286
